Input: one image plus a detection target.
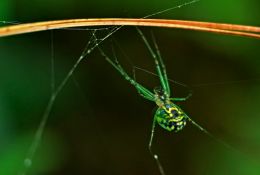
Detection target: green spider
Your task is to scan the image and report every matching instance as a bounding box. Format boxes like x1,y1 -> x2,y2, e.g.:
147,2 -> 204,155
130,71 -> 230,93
97,28 -> 210,175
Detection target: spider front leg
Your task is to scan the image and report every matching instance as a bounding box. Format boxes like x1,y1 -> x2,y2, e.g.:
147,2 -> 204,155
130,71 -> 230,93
136,28 -> 171,96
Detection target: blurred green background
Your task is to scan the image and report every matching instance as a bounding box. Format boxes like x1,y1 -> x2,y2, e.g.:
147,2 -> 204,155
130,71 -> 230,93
1,0 -> 260,175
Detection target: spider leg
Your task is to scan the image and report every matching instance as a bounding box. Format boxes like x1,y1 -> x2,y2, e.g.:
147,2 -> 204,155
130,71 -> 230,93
186,114 -> 234,150
170,90 -> 192,102
136,28 -> 171,96
186,115 -> 210,134
98,46 -> 155,101
149,115 -> 166,175
130,62 -> 154,100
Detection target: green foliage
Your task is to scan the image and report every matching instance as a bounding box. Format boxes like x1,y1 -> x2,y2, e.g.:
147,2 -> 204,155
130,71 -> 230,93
1,0 -> 260,175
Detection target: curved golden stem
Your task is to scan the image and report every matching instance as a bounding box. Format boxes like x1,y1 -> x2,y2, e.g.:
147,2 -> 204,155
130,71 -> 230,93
0,18 -> 260,38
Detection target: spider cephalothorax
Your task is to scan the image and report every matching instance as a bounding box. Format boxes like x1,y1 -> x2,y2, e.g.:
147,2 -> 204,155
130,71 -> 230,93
154,86 -> 170,106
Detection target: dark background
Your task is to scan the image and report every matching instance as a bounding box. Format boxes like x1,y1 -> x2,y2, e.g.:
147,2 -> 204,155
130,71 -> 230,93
1,0 -> 260,175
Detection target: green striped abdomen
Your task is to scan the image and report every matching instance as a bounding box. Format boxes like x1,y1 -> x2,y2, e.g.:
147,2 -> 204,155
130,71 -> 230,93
155,103 -> 187,132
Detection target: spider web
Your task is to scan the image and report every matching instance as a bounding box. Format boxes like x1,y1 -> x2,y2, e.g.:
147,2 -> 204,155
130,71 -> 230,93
18,26 -> 122,175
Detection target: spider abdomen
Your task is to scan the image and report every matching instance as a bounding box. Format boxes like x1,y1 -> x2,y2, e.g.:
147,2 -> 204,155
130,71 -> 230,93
155,103 -> 187,132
